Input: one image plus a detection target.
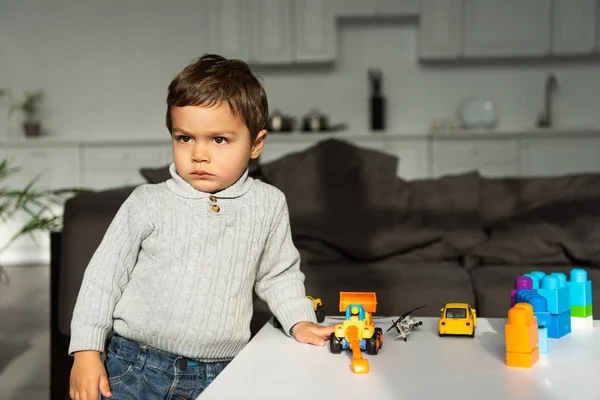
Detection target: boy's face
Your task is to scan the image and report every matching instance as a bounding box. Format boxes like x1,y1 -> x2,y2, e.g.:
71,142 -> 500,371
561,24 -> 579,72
170,103 -> 266,193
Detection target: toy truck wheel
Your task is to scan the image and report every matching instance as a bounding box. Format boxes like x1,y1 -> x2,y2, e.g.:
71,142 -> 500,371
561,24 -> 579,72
329,335 -> 342,354
315,306 -> 326,323
366,336 -> 379,355
367,329 -> 383,355
374,327 -> 383,349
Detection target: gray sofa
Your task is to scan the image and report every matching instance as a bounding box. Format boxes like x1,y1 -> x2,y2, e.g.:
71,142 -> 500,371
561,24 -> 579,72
51,139 -> 600,399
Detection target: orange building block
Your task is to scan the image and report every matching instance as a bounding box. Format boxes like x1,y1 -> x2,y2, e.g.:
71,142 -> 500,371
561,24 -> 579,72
505,303 -> 540,368
506,348 -> 540,368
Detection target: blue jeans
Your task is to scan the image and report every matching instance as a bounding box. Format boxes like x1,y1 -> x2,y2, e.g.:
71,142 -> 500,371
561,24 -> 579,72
102,335 -> 230,400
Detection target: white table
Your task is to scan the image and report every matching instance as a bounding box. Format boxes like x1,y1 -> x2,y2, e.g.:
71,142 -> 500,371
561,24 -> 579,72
199,317 -> 600,400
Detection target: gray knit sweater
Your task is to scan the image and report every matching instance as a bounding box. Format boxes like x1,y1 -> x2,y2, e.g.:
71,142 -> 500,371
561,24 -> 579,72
69,163 -> 316,361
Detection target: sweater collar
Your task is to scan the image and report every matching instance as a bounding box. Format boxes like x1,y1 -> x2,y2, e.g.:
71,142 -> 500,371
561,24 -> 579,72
166,163 -> 253,199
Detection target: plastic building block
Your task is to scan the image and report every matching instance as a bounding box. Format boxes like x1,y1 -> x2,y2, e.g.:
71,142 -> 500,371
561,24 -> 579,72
523,273 -> 541,289
538,326 -> 548,354
536,273 -> 571,315
547,309 -> 571,339
517,291 -> 551,328
505,303 -> 539,368
506,349 -> 540,368
511,276 -> 534,308
529,271 -> 546,284
571,316 -> 594,330
568,268 -> 593,308
571,304 -> 593,318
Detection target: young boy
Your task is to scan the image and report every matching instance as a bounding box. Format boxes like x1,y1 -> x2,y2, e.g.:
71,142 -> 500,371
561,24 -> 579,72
69,54 -> 334,400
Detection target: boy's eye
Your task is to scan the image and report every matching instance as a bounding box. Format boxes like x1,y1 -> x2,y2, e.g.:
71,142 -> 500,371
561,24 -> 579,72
214,137 -> 228,144
177,135 -> 191,143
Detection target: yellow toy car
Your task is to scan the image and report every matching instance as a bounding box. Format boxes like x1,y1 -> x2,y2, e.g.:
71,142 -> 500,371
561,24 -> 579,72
438,303 -> 477,337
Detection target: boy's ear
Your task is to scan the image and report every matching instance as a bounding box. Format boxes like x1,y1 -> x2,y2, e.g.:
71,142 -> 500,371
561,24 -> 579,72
250,129 -> 268,159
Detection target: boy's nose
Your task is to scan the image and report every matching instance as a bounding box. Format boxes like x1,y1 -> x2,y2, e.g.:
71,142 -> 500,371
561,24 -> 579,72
192,144 -> 210,162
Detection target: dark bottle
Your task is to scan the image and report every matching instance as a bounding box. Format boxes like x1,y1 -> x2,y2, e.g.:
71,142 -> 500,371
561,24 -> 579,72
368,68 -> 385,131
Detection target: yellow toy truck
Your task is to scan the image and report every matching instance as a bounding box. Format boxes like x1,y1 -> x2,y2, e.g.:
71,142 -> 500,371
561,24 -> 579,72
307,296 -> 326,323
329,292 -> 383,374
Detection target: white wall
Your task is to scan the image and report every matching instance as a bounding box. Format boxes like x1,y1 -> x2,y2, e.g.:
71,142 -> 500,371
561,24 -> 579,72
1,0 -> 600,140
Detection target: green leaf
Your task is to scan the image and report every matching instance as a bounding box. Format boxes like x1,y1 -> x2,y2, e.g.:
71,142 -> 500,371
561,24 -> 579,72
0,157 -> 90,260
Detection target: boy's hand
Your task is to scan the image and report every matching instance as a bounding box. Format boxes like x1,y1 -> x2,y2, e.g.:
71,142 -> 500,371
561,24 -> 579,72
291,321 -> 335,346
70,350 -> 112,400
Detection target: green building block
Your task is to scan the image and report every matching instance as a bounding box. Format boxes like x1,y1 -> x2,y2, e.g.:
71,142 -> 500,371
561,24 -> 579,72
571,304 -> 593,318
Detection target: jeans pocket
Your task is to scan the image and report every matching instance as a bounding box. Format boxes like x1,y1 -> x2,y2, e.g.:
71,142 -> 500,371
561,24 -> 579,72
206,361 -> 230,383
105,347 -> 139,384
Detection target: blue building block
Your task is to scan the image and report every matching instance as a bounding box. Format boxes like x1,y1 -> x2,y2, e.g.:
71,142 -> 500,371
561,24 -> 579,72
516,289 -> 537,303
568,268 -> 593,307
530,295 -> 551,328
547,309 -> 571,339
538,326 -> 548,354
537,273 -> 570,315
529,271 -> 546,284
523,273 -> 541,289
517,291 -> 551,327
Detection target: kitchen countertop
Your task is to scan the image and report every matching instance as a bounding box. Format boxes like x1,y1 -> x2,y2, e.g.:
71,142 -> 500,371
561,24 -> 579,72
0,126 -> 599,147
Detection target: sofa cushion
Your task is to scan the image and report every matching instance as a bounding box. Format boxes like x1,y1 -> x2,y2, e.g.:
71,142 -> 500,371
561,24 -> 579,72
467,173 -> 600,268
58,187 -> 136,335
466,195 -> 600,267
254,259 -> 475,320
140,164 -> 171,183
261,139 -> 486,263
471,265 -> 600,319
406,172 -> 486,259
479,177 -> 521,227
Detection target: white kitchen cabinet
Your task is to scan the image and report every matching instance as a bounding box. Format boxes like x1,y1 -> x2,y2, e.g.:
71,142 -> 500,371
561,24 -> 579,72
294,0 -> 336,63
249,0 -> 293,64
82,145 -> 171,190
260,135 -> 429,181
432,138 -> 519,178
259,136 -> 323,164
206,0 -> 335,65
335,0 -> 419,18
519,137 -> 600,177
259,135 -> 388,166
248,0 -> 336,65
463,0 -> 551,58
382,139 -> 430,180
552,0 -> 596,55
0,146 -> 80,189
417,0 -> 463,60
206,0 -> 250,61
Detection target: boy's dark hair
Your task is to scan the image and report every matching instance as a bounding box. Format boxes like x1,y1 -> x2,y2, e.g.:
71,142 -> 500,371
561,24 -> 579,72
166,54 -> 268,142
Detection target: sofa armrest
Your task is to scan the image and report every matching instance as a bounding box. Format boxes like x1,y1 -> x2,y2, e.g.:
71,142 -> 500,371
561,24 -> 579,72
57,186 -> 136,336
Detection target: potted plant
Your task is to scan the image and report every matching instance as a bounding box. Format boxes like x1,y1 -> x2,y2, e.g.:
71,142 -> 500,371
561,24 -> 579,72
0,158 -> 88,283
12,90 -> 44,137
